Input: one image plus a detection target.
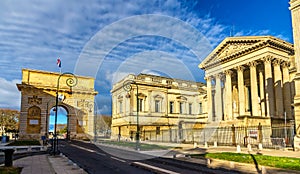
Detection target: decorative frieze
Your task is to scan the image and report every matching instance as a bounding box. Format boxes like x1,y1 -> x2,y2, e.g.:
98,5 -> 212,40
28,95 -> 42,105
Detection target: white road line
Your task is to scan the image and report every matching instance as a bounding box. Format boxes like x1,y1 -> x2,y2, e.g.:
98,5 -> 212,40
132,162 -> 180,174
70,144 -> 95,153
111,156 -> 126,163
70,144 -> 108,157
96,152 -> 106,156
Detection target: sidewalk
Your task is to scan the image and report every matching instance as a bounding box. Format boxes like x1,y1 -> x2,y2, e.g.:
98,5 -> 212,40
14,153 -> 87,174
142,140 -> 300,158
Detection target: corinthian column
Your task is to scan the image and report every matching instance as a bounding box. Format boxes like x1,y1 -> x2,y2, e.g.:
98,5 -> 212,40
248,61 -> 259,116
258,69 -> 266,117
273,59 -> 284,118
224,70 -> 233,120
205,76 -> 213,122
282,62 -> 292,119
237,66 -> 245,116
263,56 -> 276,117
215,73 -> 223,121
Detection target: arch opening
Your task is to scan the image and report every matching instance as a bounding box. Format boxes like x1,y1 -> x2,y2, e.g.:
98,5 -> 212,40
49,106 -> 68,139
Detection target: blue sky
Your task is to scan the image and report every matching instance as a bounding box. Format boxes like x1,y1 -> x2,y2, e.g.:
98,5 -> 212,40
0,0 -> 293,116
49,106 -> 68,125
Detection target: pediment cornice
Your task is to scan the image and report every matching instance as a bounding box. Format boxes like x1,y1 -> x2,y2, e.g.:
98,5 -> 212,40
199,36 -> 294,70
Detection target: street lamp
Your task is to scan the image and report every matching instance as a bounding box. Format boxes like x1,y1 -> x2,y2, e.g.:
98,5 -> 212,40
46,99 -> 55,140
51,72 -> 77,155
123,80 -> 140,150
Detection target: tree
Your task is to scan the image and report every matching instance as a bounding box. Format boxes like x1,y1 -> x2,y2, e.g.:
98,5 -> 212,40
0,109 -> 20,134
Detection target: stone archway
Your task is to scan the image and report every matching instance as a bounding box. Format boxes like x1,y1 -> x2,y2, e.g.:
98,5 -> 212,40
49,105 -> 68,139
17,69 -> 98,140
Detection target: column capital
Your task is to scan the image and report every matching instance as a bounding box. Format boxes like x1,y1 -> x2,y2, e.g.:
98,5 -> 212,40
247,61 -> 258,67
281,61 -> 291,68
224,69 -> 233,76
272,59 -> 283,66
214,73 -> 224,79
236,65 -> 245,72
262,55 -> 274,63
204,76 -> 213,81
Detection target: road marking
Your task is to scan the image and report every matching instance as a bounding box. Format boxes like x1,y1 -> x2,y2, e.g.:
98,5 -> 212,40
70,144 -> 107,157
132,162 -> 180,174
96,152 -> 106,156
70,144 -> 95,153
111,156 -> 126,163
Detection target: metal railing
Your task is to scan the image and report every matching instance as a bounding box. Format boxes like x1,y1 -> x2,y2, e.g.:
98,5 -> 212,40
140,124 -> 294,149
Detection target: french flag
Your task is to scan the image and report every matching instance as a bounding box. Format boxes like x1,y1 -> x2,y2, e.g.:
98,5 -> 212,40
57,58 -> 61,68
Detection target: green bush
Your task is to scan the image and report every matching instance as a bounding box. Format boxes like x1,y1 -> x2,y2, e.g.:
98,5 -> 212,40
6,140 -> 41,146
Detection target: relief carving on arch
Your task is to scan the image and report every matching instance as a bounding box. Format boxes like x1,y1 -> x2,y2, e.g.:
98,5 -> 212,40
28,95 -> 42,105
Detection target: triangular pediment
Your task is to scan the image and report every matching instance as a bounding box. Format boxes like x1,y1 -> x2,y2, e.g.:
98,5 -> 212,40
218,42 -> 255,58
199,36 -> 293,70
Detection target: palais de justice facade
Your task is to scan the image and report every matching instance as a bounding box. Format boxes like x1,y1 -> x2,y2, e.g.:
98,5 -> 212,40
111,0 -> 300,145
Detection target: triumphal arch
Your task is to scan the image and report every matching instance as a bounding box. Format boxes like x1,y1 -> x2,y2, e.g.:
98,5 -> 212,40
17,69 -> 98,140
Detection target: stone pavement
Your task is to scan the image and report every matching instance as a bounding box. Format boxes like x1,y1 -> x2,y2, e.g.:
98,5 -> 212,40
14,153 -> 87,174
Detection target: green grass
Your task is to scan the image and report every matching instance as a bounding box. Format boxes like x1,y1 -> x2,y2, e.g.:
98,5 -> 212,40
100,140 -> 171,150
192,152 -> 300,171
0,166 -> 22,174
6,140 -> 41,146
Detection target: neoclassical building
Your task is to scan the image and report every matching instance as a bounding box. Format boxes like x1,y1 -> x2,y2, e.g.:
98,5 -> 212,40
111,74 -> 207,142
199,36 -> 295,127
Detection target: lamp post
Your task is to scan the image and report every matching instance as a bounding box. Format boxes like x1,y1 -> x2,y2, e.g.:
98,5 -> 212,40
123,80 -> 139,150
51,72 -> 77,155
46,99 -> 55,140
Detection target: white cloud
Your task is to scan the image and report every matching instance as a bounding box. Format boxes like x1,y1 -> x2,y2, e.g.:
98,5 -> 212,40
0,78 -> 21,109
0,0 -> 291,114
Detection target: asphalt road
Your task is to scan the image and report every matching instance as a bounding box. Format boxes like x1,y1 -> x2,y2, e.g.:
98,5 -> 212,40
57,140 -> 242,174
58,140 -> 152,174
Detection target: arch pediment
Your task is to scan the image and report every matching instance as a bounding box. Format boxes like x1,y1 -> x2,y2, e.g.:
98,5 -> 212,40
153,94 -> 163,100
199,36 -> 293,70
176,96 -> 187,101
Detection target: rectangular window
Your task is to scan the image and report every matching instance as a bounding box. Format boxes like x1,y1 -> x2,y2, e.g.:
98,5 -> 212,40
138,98 -> 143,111
170,101 -> 174,113
155,100 -> 160,112
199,102 -> 203,114
156,127 -> 160,135
189,103 -> 192,115
119,101 -> 123,113
180,102 -> 183,114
